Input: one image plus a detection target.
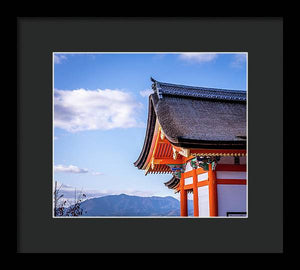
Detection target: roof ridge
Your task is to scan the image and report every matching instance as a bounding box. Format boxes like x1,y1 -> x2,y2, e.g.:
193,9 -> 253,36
158,80 -> 245,93
150,78 -> 246,101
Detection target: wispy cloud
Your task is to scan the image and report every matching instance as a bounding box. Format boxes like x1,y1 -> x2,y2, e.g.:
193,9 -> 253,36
178,53 -> 218,63
139,89 -> 153,97
54,54 -> 67,64
54,88 -> 144,132
54,164 -> 89,174
230,54 -> 247,68
53,182 -> 105,204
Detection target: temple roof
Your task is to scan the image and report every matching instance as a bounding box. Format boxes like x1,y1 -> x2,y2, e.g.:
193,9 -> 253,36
164,176 -> 180,191
134,78 -> 246,170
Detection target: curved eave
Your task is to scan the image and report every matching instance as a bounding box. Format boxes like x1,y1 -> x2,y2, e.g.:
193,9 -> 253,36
164,176 -> 180,190
133,94 -> 156,169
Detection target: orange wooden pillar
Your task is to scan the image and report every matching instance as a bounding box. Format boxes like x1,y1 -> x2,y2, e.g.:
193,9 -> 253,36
180,173 -> 188,216
192,168 -> 199,216
208,163 -> 218,216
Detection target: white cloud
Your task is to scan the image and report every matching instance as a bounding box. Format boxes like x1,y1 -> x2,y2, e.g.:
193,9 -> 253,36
54,54 -> 67,64
54,88 -> 143,132
230,54 -> 247,68
178,53 -> 218,63
54,164 -> 89,174
139,89 -> 153,97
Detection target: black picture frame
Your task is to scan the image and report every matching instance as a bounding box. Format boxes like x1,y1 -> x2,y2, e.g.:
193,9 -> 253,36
17,17 -> 284,253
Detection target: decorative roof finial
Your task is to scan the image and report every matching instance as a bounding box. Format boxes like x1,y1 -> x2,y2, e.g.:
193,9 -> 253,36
150,77 -> 156,83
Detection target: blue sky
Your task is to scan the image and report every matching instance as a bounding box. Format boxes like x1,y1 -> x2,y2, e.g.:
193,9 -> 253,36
53,52 -> 247,201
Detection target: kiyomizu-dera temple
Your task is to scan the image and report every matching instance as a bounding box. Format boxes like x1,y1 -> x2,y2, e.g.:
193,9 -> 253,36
134,78 -> 247,217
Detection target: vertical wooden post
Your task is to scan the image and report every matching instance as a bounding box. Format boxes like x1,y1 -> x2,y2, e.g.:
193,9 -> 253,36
180,173 -> 188,216
192,168 -> 199,216
208,163 -> 218,216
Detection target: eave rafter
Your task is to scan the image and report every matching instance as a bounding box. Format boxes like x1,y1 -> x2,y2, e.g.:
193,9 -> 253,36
144,122 -> 187,175
154,158 -> 183,165
143,122 -> 246,175
190,148 -> 247,157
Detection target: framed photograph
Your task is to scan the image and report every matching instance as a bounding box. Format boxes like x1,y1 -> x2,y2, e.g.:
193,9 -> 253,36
17,17 -> 284,253
52,52 -> 248,219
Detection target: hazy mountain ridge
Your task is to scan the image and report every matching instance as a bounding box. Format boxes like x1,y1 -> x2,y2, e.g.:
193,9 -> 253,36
79,194 -> 194,216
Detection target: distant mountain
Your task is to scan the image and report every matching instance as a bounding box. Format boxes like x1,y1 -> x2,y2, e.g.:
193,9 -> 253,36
79,194 -> 194,216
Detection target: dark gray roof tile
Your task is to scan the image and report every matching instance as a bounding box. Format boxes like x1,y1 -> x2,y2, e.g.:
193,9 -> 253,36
153,94 -> 246,145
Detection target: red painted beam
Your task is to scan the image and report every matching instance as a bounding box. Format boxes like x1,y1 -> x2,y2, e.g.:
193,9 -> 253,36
217,179 -> 247,185
216,164 -> 246,171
